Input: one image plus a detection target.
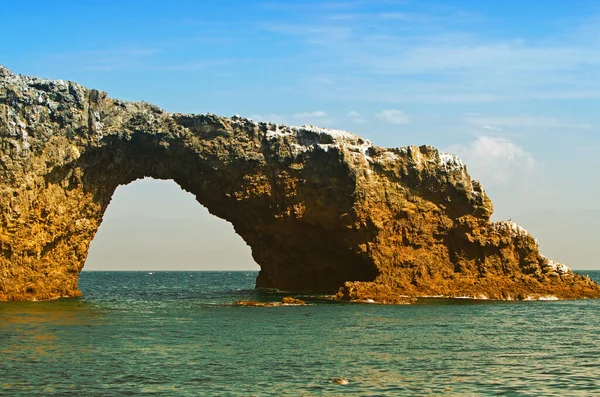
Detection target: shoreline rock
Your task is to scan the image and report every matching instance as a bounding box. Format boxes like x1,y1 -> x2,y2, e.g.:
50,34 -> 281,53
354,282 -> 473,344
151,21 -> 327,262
1,65 -> 599,303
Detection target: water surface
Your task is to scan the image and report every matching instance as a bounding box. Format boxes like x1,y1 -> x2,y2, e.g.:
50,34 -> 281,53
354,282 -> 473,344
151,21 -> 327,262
1,271 -> 599,396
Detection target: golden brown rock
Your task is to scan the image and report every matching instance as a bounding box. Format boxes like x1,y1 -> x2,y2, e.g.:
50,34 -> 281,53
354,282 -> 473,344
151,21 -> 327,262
1,66 -> 599,302
234,297 -> 306,307
281,296 -> 306,305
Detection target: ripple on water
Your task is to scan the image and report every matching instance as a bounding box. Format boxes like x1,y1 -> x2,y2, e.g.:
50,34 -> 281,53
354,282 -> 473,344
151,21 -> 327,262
1,270 -> 599,396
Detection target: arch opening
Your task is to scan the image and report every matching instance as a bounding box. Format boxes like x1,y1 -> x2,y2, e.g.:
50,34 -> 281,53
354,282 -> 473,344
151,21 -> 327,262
84,178 -> 260,272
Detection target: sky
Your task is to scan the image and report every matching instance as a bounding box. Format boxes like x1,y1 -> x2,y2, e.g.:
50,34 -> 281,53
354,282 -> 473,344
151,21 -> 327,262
2,0 -> 600,270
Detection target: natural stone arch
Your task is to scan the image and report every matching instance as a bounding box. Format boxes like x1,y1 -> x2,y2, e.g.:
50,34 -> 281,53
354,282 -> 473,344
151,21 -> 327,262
3,115 -> 380,299
1,66 -> 599,302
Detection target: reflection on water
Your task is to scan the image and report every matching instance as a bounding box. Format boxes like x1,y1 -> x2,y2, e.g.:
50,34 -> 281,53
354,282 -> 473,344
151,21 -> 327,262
1,300 -> 103,326
0,300 -> 105,361
0,271 -> 599,396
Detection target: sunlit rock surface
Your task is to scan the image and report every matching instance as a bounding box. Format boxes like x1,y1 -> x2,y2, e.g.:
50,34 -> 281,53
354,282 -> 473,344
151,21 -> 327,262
1,66 -> 599,302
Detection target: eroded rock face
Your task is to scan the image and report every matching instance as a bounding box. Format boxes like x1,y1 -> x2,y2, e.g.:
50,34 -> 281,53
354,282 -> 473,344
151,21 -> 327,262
1,66 -> 599,302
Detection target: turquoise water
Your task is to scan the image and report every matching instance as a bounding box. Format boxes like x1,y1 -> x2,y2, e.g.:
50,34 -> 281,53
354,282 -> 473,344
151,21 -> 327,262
1,271 -> 600,396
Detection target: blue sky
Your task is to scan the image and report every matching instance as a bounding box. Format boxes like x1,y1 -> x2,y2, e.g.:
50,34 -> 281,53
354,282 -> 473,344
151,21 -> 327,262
3,0 -> 600,269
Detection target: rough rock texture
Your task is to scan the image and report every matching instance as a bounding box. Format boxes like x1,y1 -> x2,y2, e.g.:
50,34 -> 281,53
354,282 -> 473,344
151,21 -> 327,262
1,66 -> 599,302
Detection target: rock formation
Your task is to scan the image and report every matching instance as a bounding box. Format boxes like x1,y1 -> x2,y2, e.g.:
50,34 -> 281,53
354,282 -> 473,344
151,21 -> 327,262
1,66 -> 599,302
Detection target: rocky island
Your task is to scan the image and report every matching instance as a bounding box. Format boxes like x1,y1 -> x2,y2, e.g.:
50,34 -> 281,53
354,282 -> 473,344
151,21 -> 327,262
1,66 -> 599,303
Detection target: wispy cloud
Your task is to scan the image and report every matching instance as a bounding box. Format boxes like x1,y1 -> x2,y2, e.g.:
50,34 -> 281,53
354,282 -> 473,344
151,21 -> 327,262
466,114 -> 592,130
46,48 -> 161,72
481,125 -> 503,132
290,110 -> 335,127
376,109 -> 410,124
257,8 -> 600,103
163,59 -> 234,71
293,111 -> 328,118
346,110 -> 366,124
44,44 -> 238,73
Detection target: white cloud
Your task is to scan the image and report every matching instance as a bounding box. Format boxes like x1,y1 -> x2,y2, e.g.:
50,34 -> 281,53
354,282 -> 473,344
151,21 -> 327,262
481,125 -> 503,132
251,111 -> 335,127
249,114 -> 288,124
376,109 -> 410,124
290,110 -> 335,127
466,114 -> 591,130
446,136 -> 535,186
293,110 -> 328,118
346,110 -> 366,123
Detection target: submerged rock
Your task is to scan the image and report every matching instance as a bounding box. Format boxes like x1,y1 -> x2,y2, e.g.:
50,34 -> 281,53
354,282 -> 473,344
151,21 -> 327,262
235,297 -> 307,307
331,377 -> 350,385
0,66 -> 599,302
235,300 -> 268,307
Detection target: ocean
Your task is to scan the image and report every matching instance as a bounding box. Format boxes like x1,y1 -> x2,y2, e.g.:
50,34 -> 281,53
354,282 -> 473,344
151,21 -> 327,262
1,270 -> 599,396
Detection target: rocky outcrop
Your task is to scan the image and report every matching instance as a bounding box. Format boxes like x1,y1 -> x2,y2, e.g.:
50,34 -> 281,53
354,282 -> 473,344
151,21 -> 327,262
1,66 -> 599,302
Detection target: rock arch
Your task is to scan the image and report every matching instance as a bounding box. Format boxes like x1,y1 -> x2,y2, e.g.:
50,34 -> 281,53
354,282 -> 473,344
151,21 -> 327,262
1,67 -> 599,302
